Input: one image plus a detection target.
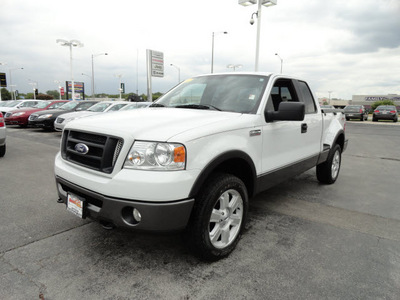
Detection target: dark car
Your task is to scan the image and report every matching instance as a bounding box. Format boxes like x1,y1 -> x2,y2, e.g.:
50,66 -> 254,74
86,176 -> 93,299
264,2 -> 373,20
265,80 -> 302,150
344,105 -> 368,121
373,105 -> 398,122
4,100 -> 68,127
28,100 -> 98,130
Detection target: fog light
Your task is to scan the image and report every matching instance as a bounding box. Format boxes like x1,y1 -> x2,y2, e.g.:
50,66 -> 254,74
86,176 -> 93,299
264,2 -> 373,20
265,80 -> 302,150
133,208 -> 142,222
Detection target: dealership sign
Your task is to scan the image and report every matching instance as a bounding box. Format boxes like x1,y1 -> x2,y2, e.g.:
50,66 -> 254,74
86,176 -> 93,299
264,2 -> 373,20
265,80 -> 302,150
365,96 -> 400,102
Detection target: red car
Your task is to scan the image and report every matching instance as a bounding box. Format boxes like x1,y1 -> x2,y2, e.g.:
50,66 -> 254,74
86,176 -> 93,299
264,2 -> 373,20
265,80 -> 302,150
4,100 -> 68,127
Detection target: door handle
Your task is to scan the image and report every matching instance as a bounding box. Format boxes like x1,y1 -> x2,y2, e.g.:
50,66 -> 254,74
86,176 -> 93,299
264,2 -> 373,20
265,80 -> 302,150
301,123 -> 308,133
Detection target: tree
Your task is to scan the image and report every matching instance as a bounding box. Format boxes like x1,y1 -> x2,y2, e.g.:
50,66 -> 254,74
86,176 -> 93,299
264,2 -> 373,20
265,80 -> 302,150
371,100 -> 395,111
37,94 -> 54,100
1,88 -> 11,100
46,90 -> 60,99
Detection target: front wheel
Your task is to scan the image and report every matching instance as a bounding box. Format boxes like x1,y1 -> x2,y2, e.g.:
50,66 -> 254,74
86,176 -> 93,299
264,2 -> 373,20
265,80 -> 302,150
185,173 -> 248,261
317,144 -> 342,184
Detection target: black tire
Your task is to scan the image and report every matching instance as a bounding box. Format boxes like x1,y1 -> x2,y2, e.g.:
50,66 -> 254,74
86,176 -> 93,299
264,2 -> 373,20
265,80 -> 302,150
0,144 -> 5,157
316,144 -> 341,184
185,173 -> 248,261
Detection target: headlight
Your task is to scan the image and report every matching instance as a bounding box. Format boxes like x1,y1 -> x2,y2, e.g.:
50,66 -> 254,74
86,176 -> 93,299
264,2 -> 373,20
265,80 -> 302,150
12,112 -> 25,117
124,141 -> 186,171
38,114 -> 53,119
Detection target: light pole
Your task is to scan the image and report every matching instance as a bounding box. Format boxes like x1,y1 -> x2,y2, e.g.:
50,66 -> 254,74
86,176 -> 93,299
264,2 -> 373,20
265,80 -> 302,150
115,74 -> 123,100
54,80 -> 62,100
0,62 -> 6,102
91,53 -> 108,99
28,79 -> 38,100
211,31 -> 228,73
170,64 -> 181,83
56,39 -> 84,101
227,64 -> 243,71
239,0 -> 277,72
328,91 -> 333,104
275,53 -> 283,73
9,67 -> 24,100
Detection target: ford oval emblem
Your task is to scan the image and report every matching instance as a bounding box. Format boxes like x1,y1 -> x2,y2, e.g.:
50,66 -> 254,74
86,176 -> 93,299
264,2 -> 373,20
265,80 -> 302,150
75,143 -> 89,155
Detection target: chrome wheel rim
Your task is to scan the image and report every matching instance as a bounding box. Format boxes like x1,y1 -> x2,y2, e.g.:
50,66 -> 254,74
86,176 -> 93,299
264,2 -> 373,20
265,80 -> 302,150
209,189 -> 243,249
331,150 -> 341,179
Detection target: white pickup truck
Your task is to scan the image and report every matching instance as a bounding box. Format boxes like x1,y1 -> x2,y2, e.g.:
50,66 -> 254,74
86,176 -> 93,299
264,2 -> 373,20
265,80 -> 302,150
55,73 -> 347,260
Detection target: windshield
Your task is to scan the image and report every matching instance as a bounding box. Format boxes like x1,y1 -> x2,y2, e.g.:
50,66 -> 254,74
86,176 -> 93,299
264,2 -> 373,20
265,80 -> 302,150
6,100 -> 22,107
154,74 -> 269,113
48,102 -> 66,109
344,106 -> 361,111
88,102 -> 112,112
376,106 -> 396,110
34,101 -> 51,108
59,101 -> 79,110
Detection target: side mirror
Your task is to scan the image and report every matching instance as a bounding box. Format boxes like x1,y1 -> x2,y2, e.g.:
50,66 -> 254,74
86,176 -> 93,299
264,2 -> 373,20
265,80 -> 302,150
265,102 -> 305,123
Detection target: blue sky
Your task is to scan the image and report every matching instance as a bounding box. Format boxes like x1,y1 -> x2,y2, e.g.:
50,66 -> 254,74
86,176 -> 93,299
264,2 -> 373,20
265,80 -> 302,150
1,0 -> 399,99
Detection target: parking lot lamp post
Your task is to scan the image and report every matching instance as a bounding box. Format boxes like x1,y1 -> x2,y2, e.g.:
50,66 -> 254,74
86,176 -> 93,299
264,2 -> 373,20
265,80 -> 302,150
211,31 -> 228,73
0,62 -> 7,101
275,53 -> 283,73
170,64 -> 181,83
115,74 -> 123,100
28,80 -> 38,100
91,53 -> 108,99
227,64 -> 243,71
239,0 -> 277,71
54,80 -> 62,100
9,67 -> 24,100
56,39 -> 84,100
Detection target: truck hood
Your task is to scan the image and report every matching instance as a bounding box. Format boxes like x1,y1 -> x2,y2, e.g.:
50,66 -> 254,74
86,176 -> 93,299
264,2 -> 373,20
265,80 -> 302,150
67,108 -> 246,141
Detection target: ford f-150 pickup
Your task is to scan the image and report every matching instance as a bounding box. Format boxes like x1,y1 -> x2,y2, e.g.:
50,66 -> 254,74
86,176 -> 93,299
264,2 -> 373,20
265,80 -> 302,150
55,73 -> 348,260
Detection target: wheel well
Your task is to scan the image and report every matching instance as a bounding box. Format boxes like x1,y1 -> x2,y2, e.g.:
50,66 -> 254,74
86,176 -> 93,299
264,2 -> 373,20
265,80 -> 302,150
335,132 -> 345,151
189,152 -> 256,199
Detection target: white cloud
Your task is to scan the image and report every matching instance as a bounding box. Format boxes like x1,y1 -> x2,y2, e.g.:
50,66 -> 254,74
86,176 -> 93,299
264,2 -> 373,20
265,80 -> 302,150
1,0 -> 399,99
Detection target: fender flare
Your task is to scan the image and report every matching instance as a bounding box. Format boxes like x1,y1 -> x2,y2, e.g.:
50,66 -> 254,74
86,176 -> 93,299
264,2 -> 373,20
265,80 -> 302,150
188,150 -> 257,199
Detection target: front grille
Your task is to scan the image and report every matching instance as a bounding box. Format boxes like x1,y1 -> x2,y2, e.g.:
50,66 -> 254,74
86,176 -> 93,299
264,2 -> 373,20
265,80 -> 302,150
29,114 -> 38,121
61,130 -> 124,174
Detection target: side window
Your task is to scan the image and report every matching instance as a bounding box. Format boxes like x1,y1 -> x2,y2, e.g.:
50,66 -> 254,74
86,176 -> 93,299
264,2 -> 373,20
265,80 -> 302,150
297,81 -> 316,114
267,79 -> 299,111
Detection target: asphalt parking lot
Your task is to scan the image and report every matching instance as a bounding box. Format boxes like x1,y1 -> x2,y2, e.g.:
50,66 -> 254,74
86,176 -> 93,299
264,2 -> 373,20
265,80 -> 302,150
1,120 -> 400,299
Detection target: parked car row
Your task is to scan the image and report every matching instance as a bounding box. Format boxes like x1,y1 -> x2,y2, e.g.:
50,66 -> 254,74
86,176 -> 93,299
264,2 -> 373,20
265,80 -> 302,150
343,105 -> 398,122
2,100 -> 153,132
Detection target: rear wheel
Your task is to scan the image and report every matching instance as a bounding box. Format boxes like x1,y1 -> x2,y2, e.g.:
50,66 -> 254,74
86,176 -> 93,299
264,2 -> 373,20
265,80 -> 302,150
317,144 -> 341,184
185,173 -> 248,261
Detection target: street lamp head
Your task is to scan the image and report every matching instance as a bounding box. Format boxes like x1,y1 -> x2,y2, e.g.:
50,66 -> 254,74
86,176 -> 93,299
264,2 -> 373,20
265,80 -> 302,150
56,39 -> 69,46
239,0 -> 257,6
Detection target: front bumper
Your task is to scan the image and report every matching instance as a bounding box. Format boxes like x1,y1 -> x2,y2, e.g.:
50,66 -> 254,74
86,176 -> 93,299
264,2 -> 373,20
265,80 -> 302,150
56,176 -> 195,232
5,116 -> 27,126
29,118 -> 55,128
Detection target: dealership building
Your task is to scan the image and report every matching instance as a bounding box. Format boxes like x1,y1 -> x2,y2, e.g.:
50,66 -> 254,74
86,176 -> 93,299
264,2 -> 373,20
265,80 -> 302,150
319,94 -> 400,109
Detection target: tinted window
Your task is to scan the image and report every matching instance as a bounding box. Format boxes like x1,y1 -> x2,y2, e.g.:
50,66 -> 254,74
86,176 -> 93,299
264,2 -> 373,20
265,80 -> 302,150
267,79 -> 299,111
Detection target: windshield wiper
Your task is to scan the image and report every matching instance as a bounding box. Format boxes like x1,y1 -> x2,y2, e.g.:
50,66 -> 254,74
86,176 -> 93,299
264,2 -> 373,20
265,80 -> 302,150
175,104 -> 221,111
150,103 -> 165,107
